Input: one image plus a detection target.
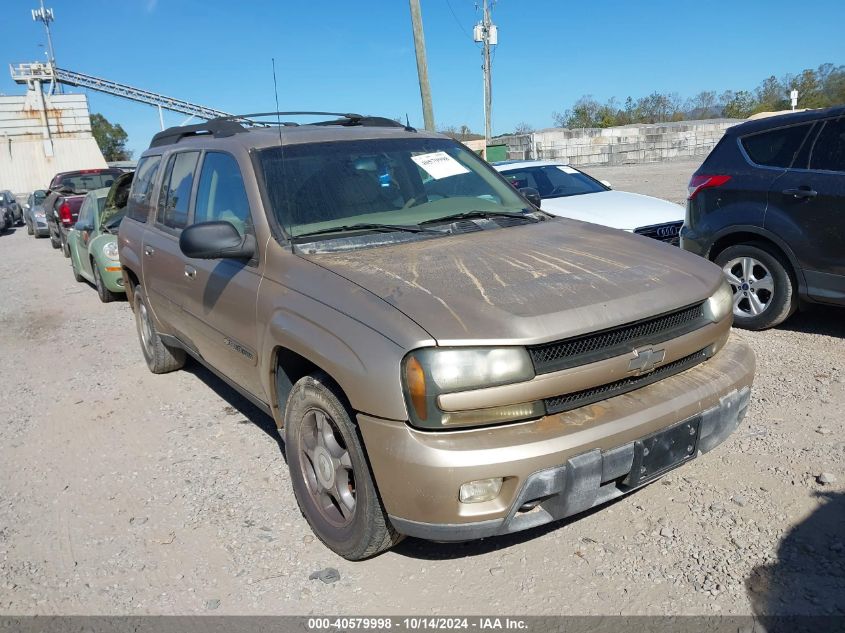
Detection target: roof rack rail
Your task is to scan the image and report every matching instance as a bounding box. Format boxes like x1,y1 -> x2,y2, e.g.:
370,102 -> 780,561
149,111 -> 416,148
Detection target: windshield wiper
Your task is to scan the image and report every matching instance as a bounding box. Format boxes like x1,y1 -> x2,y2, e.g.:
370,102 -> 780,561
293,222 -> 441,240
420,210 -> 540,225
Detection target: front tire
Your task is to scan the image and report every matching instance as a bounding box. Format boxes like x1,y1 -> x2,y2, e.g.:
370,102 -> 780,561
714,242 -> 797,330
94,263 -> 117,303
133,284 -> 185,374
26,220 -> 33,236
284,372 -> 401,560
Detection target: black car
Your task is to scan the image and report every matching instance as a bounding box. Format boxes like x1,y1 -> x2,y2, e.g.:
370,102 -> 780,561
0,190 -> 23,229
681,106 -> 844,330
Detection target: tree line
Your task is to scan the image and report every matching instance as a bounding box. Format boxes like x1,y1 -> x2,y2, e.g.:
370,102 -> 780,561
551,63 -> 844,130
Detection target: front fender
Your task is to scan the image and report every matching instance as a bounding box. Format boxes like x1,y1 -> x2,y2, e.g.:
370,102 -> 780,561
257,282 -> 413,424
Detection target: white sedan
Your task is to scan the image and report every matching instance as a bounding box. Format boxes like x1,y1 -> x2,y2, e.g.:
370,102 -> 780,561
493,160 -> 684,245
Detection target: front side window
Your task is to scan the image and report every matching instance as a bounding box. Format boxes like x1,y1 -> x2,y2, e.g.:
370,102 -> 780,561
157,151 -> 199,231
809,117 -> 845,173
741,123 -> 814,168
194,152 -> 252,235
126,156 -> 161,223
258,138 -> 530,240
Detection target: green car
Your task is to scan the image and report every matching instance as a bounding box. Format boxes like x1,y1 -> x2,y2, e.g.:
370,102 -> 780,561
68,172 -> 133,303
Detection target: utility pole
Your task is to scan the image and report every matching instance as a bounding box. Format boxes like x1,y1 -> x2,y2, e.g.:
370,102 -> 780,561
474,1 -> 497,143
32,0 -> 61,94
409,0 -> 435,131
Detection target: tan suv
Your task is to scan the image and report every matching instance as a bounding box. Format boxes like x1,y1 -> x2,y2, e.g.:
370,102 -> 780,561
119,113 -> 756,560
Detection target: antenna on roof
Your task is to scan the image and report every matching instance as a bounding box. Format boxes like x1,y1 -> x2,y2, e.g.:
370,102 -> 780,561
271,58 -> 295,253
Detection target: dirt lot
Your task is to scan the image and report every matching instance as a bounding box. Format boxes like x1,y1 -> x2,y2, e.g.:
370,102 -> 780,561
1,159 -> 843,616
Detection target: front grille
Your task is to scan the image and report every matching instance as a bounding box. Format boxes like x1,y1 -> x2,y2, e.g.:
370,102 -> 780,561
544,348 -> 710,415
635,221 -> 683,245
528,302 -> 707,374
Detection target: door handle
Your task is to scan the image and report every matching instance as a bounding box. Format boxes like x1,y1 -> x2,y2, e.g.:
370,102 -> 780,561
184,265 -> 197,279
144,246 -> 155,256
782,187 -> 818,199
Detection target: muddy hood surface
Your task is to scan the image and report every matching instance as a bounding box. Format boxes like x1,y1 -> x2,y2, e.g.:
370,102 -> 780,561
307,219 -> 723,345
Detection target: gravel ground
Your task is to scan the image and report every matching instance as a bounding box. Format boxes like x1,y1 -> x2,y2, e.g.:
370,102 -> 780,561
1,160 -> 843,616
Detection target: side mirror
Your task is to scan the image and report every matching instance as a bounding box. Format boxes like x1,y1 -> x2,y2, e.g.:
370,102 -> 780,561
74,221 -> 92,232
519,187 -> 542,209
600,180 -> 612,189
180,221 -> 255,260
24,203 -> 30,210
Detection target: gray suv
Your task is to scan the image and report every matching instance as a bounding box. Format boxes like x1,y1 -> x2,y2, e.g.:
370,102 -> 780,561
119,113 -> 756,560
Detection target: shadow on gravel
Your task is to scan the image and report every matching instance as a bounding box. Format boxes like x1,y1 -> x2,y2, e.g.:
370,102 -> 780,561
746,491 -> 845,619
395,485 -> 647,560
777,304 -> 845,338
183,360 -> 287,462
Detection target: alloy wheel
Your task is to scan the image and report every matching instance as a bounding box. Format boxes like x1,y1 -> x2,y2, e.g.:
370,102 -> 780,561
137,300 -> 154,357
722,256 -> 774,318
298,408 -> 356,527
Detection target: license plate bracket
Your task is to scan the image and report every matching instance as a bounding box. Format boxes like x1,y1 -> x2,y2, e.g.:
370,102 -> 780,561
624,417 -> 701,488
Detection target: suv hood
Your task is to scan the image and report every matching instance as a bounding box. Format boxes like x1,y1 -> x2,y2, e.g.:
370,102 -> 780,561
306,219 -> 721,345
541,190 -> 683,231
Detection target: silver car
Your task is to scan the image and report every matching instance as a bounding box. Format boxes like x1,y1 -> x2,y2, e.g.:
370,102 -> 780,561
24,190 -> 49,237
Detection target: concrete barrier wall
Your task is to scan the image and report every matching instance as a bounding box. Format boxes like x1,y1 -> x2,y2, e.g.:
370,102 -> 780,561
497,119 -> 742,166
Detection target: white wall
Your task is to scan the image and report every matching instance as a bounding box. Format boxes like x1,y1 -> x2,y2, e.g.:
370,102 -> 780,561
0,90 -> 107,196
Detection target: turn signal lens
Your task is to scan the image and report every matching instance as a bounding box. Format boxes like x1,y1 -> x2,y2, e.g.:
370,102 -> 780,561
405,355 -> 427,421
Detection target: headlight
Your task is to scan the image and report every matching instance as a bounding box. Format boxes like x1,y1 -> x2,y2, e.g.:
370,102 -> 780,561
102,241 -> 119,261
402,347 -> 537,429
704,281 -> 733,323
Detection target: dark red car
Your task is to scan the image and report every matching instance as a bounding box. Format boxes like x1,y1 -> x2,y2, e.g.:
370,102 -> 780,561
43,169 -> 123,256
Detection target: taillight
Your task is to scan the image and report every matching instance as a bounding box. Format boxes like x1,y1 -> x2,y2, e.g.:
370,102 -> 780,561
59,202 -> 72,226
688,174 -> 731,200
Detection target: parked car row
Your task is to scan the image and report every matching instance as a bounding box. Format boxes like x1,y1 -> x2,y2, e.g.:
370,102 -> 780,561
24,105 -> 840,562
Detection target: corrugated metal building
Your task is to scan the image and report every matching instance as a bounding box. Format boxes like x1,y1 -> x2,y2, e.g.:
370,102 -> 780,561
0,88 -> 106,197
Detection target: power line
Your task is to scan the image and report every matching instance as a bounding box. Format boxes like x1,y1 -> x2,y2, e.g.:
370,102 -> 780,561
445,0 -> 475,42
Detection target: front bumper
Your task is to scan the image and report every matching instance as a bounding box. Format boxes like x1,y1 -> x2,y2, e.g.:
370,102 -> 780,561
100,266 -> 126,293
358,335 -> 755,541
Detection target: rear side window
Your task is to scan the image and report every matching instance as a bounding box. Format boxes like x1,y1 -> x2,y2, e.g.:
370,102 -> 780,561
741,123 -> 813,168
157,152 -> 199,231
193,152 -> 252,235
126,156 -> 161,223
809,117 -> 845,173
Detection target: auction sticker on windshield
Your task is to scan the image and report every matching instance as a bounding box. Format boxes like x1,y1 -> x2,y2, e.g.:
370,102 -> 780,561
556,165 -> 579,174
412,151 -> 470,179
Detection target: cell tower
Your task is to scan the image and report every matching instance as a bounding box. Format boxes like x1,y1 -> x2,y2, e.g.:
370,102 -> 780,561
31,0 -> 61,93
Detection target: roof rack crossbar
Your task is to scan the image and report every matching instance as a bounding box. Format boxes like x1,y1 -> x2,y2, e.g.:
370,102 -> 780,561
149,119 -> 247,148
148,111 -> 416,148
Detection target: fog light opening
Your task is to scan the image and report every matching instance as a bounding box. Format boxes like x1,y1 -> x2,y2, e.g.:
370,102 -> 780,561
459,477 -> 503,504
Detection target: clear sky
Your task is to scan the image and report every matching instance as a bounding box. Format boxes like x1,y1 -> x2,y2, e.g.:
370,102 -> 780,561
2,0 -> 843,156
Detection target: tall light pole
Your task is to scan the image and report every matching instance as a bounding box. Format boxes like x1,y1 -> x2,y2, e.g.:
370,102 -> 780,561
32,0 -> 61,93
474,1 -> 497,143
409,0 -> 436,132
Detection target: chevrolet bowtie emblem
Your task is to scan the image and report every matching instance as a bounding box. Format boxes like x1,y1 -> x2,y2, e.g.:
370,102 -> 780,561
628,347 -> 666,374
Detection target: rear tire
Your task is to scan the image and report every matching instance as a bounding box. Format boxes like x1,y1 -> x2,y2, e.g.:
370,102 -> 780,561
71,254 -> 84,282
94,263 -> 117,303
284,372 -> 401,560
133,284 -> 185,374
61,234 -> 70,258
714,242 -> 797,330
50,229 -> 61,249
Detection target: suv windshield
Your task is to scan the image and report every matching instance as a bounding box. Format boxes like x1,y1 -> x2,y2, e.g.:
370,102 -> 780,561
500,165 -> 607,199
258,138 -> 531,239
